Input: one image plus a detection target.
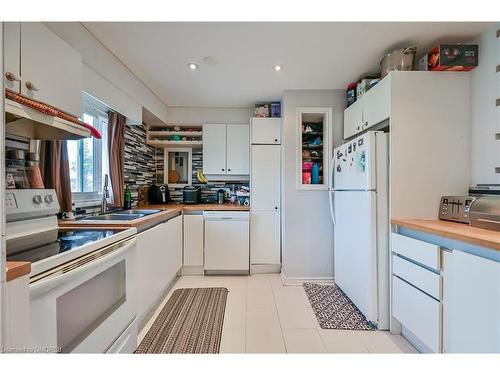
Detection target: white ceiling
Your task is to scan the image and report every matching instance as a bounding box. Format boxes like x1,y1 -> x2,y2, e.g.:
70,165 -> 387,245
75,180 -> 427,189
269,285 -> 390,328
83,22 -> 491,108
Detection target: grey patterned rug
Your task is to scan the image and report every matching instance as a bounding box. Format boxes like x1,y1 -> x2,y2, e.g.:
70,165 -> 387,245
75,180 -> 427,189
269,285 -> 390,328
135,287 -> 228,353
303,283 -> 375,331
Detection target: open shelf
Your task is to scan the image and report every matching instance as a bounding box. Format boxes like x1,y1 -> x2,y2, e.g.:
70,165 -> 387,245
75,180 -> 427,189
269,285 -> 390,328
147,140 -> 203,148
147,123 -> 203,149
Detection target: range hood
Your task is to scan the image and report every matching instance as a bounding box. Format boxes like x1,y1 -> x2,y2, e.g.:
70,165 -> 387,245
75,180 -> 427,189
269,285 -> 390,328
5,98 -> 92,140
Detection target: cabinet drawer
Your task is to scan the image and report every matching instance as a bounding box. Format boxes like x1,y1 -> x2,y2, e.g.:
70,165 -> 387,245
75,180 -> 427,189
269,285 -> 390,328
391,233 -> 440,270
393,276 -> 441,353
393,255 -> 441,300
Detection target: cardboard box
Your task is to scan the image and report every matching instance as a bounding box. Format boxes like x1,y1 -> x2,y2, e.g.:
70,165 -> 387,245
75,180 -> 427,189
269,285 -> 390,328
254,103 -> 270,118
419,44 -> 478,72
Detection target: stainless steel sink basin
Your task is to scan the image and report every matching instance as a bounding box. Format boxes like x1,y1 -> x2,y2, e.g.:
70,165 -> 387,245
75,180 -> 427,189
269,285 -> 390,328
80,213 -> 144,221
113,209 -> 161,215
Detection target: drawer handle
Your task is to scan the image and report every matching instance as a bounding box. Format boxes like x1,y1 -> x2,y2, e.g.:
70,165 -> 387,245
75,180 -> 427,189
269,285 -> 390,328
5,72 -> 20,82
25,81 -> 39,91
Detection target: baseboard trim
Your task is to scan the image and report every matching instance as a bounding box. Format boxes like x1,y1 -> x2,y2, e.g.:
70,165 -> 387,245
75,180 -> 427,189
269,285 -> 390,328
182,265 -> 204,276
251,264 -> 281,274
280,270 -> 334,286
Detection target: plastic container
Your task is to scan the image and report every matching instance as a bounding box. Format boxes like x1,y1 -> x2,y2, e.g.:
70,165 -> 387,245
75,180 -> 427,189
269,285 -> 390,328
311,163 -> 320,184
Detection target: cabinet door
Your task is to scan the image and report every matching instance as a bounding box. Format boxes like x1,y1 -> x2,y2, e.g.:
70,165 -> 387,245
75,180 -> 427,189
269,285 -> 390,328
203,124 -> 227,174
446,250 -> 500,353
343,99 -> 363,139
20,22 -> 82,116
4,22 -> 21,92
250,211 -> 280,264
165,215 -> 183,276
362,76 -> 391,129
183,214 -> 204,266
251,145 -> 280,211
226,124 -> 250,175
251,118 -> 281,144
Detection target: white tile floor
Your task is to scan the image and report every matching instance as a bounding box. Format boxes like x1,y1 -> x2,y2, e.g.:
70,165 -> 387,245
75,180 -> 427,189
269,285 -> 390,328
138,274 -> 418,354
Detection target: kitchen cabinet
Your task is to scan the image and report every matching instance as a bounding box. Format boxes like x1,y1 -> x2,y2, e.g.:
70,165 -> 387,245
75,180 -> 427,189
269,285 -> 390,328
203,123 -> 250,175
20,23 -> 82,117
251,117 -> 281,144
137,215 -> 182,326
4,22 -> 21,93
3,275 -> 31,350
250,211 -> 280,264
183,213 -> 204,274
226,124 -> 250,175
445,250 -> 500,353
250,139 -> 281,269
343,75 -> 390,139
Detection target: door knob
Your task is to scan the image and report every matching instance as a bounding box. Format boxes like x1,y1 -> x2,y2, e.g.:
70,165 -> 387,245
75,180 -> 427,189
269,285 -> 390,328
5,72 -> 20,82
25,81 -> 39,91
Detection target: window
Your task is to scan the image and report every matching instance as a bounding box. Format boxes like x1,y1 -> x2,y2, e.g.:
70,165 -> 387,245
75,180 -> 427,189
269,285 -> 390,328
68,112 -> 110,197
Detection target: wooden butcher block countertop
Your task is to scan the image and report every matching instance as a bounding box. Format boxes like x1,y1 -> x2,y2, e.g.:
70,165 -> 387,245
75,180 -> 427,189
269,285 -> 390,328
392,219 -> 500,252
139,203 -> 250,211
59,207 -> 182,229
6,261 -> 31,282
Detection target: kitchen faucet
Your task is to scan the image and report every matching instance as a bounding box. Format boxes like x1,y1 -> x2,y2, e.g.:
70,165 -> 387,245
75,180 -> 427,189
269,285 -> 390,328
102,174 -> 110,214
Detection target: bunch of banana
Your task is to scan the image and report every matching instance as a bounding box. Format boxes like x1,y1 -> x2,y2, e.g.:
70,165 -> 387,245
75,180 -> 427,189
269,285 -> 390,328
196,170 -> 208,183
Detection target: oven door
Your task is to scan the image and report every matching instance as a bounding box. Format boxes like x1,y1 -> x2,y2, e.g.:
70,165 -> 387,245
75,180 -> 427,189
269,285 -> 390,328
29,237 -> 137,353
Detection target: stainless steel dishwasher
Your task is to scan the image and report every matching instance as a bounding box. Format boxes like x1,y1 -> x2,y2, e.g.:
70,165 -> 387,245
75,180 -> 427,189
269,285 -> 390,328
203,211 -> 250,274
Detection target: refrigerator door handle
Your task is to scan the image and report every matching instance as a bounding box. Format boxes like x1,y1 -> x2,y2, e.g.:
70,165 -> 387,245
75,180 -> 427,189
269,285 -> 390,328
329,190 -> 336,225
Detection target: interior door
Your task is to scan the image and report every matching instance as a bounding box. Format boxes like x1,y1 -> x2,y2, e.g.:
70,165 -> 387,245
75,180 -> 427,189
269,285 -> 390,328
226,124 -> 250,175
202,124 -> 227,174
251,145 -> 280,211
20,22 -> 82,116
333,190 -> 378,322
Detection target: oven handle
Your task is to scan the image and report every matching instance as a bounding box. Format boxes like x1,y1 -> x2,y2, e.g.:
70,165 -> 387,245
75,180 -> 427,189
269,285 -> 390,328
30,237 -> 136,298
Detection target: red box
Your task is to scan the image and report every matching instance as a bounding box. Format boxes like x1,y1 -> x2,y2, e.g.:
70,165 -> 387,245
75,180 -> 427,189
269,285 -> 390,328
420,44 -> 478,72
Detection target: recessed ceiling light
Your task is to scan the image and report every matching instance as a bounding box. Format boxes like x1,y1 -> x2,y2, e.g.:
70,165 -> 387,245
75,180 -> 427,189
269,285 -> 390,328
187,62 -> 199,70
273,64 -> 283,72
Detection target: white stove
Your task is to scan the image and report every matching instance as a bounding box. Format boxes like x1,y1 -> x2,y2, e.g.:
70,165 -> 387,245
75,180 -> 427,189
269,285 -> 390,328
6,189 -> 138,353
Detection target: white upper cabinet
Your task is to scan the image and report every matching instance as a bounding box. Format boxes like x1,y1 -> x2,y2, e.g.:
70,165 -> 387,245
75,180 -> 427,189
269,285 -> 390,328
203,123 -> 250,176
20,22 -> 82,117
362,76 -> 391,129
251,144 -> 280,211
343,99 -> 363,140
344,75 -> 391,139
4,22 -> 21,93
251,117 -> 281,144
203,124 -> 227,174
226,124 -> 250,175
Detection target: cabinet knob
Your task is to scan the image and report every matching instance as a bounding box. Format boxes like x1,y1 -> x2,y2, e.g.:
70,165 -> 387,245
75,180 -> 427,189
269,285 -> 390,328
25,81 -> 39,91
5,72 -> 20,82
228,168 -> 231,172
221,168 -> 225,171
274,139 -> 278,143
274,206 -> 278,210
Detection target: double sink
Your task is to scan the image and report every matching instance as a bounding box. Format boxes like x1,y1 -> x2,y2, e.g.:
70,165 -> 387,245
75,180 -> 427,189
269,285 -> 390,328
80,209 -> 162,221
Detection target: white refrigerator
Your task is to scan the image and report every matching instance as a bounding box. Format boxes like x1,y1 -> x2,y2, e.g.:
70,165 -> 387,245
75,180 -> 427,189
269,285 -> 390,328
329,131 -> 389,329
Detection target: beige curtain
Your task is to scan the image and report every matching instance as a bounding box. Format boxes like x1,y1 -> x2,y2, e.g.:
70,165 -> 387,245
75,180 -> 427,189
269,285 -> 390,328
108,111 -> 126,207
39,140 -> 73,213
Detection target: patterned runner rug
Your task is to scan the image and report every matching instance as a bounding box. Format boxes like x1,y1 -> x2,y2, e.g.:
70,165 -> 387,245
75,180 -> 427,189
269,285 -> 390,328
303,283 -> 375,331
136,287 -> 228,353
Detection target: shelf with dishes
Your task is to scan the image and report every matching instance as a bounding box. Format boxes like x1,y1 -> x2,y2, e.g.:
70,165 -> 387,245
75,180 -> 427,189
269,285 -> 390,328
146,124 -> 203,148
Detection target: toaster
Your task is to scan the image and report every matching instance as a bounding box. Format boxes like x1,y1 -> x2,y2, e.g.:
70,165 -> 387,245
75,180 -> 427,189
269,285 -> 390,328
439,196 -> 475,224
183,186 -> 201,205
148,184 -> 170,204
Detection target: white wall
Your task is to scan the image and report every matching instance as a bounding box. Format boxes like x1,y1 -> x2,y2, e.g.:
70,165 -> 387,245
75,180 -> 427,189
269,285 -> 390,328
470,23 -> 500,186
45,22 -> 168,124
281,89 -> 345,282
165,106 -> 253,125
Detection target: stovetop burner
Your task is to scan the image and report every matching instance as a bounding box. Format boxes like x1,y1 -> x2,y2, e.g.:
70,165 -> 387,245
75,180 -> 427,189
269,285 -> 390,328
7,229 -> 122,264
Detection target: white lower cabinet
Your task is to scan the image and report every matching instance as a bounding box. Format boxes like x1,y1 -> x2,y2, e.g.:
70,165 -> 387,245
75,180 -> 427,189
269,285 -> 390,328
3,275 -> 31,350
183,213 -> 204,274
444,250 -> 500,353
136,216 -> 182,326
250,212 -> 280,264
